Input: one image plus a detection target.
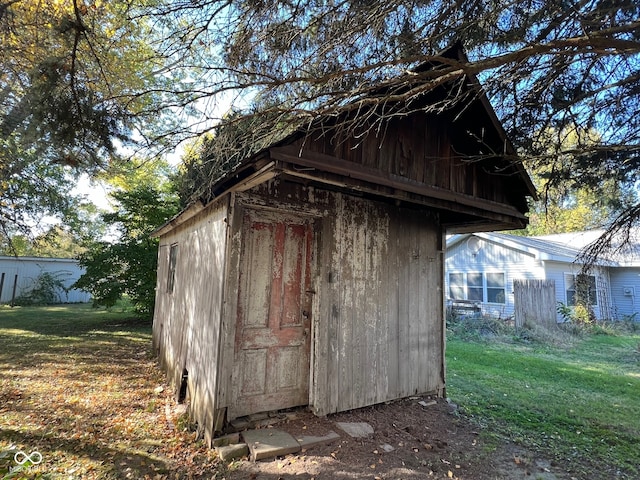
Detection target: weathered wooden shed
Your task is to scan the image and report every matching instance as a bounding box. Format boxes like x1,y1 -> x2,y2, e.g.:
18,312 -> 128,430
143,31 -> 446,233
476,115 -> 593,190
152,44 -> 536,444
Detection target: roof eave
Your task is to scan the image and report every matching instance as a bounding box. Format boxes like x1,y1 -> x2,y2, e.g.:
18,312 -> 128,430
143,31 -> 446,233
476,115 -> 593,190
151,200 -> 205,238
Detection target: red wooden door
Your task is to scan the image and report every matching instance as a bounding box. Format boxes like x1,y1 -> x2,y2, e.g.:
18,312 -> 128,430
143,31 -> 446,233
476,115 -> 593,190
233,211 -> 314,417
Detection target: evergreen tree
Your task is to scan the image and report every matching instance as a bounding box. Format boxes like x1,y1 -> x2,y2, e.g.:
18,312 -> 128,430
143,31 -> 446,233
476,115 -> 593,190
0,0 -> 185,245
157,0 -> 640,242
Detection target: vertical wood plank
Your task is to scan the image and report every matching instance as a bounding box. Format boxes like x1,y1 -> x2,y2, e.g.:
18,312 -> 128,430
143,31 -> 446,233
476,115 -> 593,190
408,217 -> 421,394
338,195 -> 354,411
363,202 -> 377,406
376,206 -> 390,403
423,118 -> 438,186
325,199 -> 340,414
386,208 -> 400,400
421,217 -> 439,391
438,124 -> 452,190
364,129 -> 380,170
350,199 -> 365,410
220,197 -> 244,418
397,212 -> 411,397
416,216 -> 428,392
413,115 -> 426,184
312,214 -> 334,415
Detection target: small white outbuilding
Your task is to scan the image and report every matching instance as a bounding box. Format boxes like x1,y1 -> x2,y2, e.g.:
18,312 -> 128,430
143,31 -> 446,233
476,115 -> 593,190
0,256 -> 91,305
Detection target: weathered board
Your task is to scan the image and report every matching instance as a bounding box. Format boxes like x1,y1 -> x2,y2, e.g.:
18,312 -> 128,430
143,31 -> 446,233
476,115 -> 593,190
514,279 -> 557,329
313,193 -> 444,415
293,110 -> 526,213
152,199 -> 229,444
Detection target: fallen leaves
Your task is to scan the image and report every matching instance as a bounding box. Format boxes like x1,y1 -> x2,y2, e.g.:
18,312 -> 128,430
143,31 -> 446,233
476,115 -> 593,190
0,320 -> 225,479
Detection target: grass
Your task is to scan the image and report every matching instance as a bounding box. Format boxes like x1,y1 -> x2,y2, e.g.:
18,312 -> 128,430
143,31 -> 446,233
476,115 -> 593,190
0,304 -> 223,479
0,302 -> 145,344
3,304 -> 639,479
446,318 -> 640,479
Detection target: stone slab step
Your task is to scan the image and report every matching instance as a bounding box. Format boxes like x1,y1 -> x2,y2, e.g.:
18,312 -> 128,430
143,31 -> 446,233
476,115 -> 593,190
215,443 -> 249,461
242,429 -> 301,461
295,430 -> 340,449
336,421 -> 374,438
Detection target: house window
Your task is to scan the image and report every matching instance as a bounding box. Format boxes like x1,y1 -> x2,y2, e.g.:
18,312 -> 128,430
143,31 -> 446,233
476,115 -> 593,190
449,273 -> 465,300
447,272 -> 506,304
167,244 -> 178,293
467,272 -> 483,301
486,272 -> 506,303
565,273 -> 597,306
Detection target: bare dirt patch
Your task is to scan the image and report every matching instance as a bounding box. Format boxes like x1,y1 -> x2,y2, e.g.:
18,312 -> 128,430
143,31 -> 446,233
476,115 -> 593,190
223,397 -> 571,480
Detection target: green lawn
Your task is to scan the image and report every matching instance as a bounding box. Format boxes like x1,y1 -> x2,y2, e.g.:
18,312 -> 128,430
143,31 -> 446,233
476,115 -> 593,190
446,329 -> 640,479
0,302 -> 138,330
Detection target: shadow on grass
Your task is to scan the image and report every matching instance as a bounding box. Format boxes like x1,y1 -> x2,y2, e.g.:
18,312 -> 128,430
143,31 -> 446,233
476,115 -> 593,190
0,307 -> 190,479
1,427 -> 171,479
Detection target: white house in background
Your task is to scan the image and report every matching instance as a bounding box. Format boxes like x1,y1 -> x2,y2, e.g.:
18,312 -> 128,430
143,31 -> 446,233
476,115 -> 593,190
445,230 -> 640,322
0,256 -> 91,304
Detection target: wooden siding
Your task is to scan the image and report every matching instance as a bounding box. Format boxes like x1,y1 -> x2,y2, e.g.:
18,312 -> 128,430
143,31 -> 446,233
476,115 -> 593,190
152,199 -> 229,444
313,194 -> 445,415
292,111 -> 524,211
220,181 -> 445,418
271,146 -> 526,230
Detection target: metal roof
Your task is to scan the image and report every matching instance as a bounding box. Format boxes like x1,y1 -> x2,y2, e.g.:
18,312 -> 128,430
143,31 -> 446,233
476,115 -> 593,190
447,229 -> 640,266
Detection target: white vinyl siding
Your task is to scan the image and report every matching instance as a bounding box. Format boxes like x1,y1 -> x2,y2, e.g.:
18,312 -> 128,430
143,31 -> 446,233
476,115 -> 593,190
446,234 -> 635,322
546,262 -> 611,320
445,236 -> 548,318
609,268 -> 640,319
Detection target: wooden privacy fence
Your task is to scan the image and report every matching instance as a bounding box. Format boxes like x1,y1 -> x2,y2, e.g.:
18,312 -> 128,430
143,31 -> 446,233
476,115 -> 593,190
514,279 -> 556,329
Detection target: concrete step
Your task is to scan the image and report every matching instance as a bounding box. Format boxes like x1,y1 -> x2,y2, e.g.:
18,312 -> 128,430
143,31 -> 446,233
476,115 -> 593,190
240,428 -> 342,461
242,429 -> 301,461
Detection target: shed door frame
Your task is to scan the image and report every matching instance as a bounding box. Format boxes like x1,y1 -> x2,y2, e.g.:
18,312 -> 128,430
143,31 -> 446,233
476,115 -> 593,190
229,206 -> 317,418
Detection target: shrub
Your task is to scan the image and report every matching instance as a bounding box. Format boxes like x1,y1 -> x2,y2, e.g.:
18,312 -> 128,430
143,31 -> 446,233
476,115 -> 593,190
448,310 -> 584,348
447,313 -> 515,342
556,301 -> 596,325
13,271 -> 68,306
